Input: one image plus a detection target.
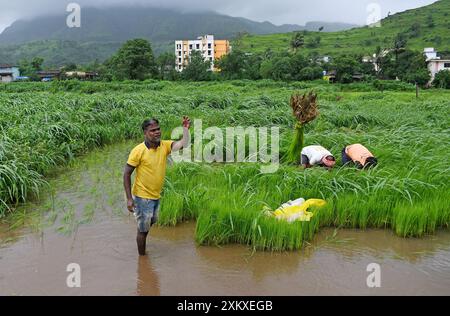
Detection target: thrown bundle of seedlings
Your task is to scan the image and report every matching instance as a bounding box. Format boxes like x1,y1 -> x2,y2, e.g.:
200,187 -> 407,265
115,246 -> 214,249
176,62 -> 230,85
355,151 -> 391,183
286,91 -> 319,164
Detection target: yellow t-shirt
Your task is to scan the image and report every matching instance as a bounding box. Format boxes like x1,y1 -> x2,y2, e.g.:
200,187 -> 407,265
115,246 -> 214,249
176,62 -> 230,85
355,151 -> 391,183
127,140 -> 174,199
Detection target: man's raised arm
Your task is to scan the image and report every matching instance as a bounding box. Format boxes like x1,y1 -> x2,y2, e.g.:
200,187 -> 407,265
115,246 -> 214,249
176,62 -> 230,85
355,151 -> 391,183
172,116 -> 191,152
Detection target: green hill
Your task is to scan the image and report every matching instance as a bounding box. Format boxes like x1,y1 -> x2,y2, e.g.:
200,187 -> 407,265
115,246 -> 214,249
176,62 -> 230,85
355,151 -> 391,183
237,0 -> 450,56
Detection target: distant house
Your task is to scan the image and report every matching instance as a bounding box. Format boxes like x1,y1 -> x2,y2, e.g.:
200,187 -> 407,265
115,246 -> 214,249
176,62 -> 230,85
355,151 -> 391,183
352,73 -> 364,81
0,64 -> 20,83
36,70 -> 62,81
323,70 -> 364,83
424,48 -> 450,82
175,35 -> 231,72
323,70 -> 337,83
64,71 -> 98,80
321,56 -> 331,63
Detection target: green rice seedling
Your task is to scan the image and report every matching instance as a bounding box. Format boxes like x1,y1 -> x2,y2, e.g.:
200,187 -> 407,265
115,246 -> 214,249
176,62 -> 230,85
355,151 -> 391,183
80,202 -> 96,224
1,81 -> 449,250
158,190 -> 185,226
285,91 -> 319,164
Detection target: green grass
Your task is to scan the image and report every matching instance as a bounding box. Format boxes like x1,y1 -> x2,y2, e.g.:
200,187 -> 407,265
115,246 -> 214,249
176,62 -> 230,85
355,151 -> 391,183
0,79 -> 449,250
237,0 -> 450,56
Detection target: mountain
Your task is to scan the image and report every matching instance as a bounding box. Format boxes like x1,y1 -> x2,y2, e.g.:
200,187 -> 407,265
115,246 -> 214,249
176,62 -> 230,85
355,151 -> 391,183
238,0 -> 450,56
0,7 -> 305,45
0,6 -> 358,66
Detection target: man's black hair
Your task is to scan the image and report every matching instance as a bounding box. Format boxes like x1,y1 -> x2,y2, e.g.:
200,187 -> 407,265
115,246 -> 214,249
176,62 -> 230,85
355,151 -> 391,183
142,118 -> 159,132
325,155 -> 336,161
364,157 -> 378,168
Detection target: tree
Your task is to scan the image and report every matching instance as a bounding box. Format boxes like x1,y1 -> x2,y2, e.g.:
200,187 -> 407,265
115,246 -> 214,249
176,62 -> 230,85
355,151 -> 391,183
233,31 -> 248,50
433,70 -> 450,89
263,48 -> 274,60
245,53 -> 264,80
107,38 -> 157,80
427,14 -> 435,28
271,56 -> 293,81
62,63 -> 77,72
215,50 -> 247,79
333,55 -> 361,83
156,52 -> 179,80
19,57 -> 44,81
181,50 -> 212,81
305,36 -> 321,48
297,66 -> 323,81
259,59 -> 274,79
396,50 -> 429,86
404,69 -> 431,87
85,59 -> 101,72
393,33 -> 407,63
378,49 -> 430,86
290,32 -> 305,52
290,53 -> 309,80
373,46 -> 383,76
318,26 -> 324,32
31,57 -> 44,71
408,22 -> 421,38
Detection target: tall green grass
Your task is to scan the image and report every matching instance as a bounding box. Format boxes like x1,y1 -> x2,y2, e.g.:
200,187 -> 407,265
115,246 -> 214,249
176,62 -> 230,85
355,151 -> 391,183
0,80 -> 449,250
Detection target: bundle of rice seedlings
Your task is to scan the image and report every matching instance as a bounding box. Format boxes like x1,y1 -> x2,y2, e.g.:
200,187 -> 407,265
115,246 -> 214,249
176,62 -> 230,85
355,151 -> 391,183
286,91 -> 319,164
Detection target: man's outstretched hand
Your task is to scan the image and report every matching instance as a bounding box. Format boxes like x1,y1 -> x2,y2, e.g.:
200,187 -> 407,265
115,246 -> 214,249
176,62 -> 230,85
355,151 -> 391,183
127,198 -> 135,213
182,116 -> 191,129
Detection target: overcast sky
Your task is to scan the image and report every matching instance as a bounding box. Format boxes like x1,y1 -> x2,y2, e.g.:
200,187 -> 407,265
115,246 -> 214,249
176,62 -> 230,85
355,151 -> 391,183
0,0 -> 438,33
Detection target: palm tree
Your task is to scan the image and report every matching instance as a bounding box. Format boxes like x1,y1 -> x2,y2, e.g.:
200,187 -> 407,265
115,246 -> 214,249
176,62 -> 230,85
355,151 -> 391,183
393,33 -> 407,63
290,32 -> 305,53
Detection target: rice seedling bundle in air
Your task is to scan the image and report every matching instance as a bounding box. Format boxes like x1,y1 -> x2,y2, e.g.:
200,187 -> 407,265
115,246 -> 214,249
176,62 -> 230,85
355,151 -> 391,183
286,91 -> 318,164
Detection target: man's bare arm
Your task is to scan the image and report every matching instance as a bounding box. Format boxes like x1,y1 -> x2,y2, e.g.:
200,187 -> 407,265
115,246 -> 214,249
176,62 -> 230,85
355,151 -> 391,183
123,164 -> 135,212
172,116 -> 191,152
171,126 -> 190,152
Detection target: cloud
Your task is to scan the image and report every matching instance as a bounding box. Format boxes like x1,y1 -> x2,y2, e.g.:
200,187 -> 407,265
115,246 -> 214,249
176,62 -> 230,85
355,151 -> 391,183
0,0 -> 438,33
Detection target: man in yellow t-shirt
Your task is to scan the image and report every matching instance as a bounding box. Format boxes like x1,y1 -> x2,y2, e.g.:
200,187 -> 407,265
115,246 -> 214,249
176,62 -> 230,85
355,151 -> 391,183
124,116 -> 190,255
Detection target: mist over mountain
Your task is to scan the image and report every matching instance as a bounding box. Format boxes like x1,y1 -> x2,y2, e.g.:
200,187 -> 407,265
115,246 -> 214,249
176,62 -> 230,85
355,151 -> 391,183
0,6 -> 359,66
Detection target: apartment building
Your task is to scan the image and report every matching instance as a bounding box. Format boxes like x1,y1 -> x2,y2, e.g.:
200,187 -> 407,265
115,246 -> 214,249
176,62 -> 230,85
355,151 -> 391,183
175,35 -> 231,72
424,47 -> 450,82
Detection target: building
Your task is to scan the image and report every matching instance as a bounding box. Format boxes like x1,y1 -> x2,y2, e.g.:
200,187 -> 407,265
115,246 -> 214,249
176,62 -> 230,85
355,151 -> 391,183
323,70 -> 336,83
0,64 -> 20,83
36,70 -> 62,81
424,47 -> 438,60
175,35 -> 231,72
424,48 -> 450,82
64,71 -> 98,80
321,56 -> 331,63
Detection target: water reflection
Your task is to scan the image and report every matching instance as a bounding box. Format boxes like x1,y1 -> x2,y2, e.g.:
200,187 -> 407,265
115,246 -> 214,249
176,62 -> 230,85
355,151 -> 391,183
136,256 -> 160,296
194,228 -> 450,281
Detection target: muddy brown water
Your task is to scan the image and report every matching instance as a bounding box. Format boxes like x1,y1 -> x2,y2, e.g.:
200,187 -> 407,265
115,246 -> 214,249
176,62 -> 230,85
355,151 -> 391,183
1,141 -> 449,296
